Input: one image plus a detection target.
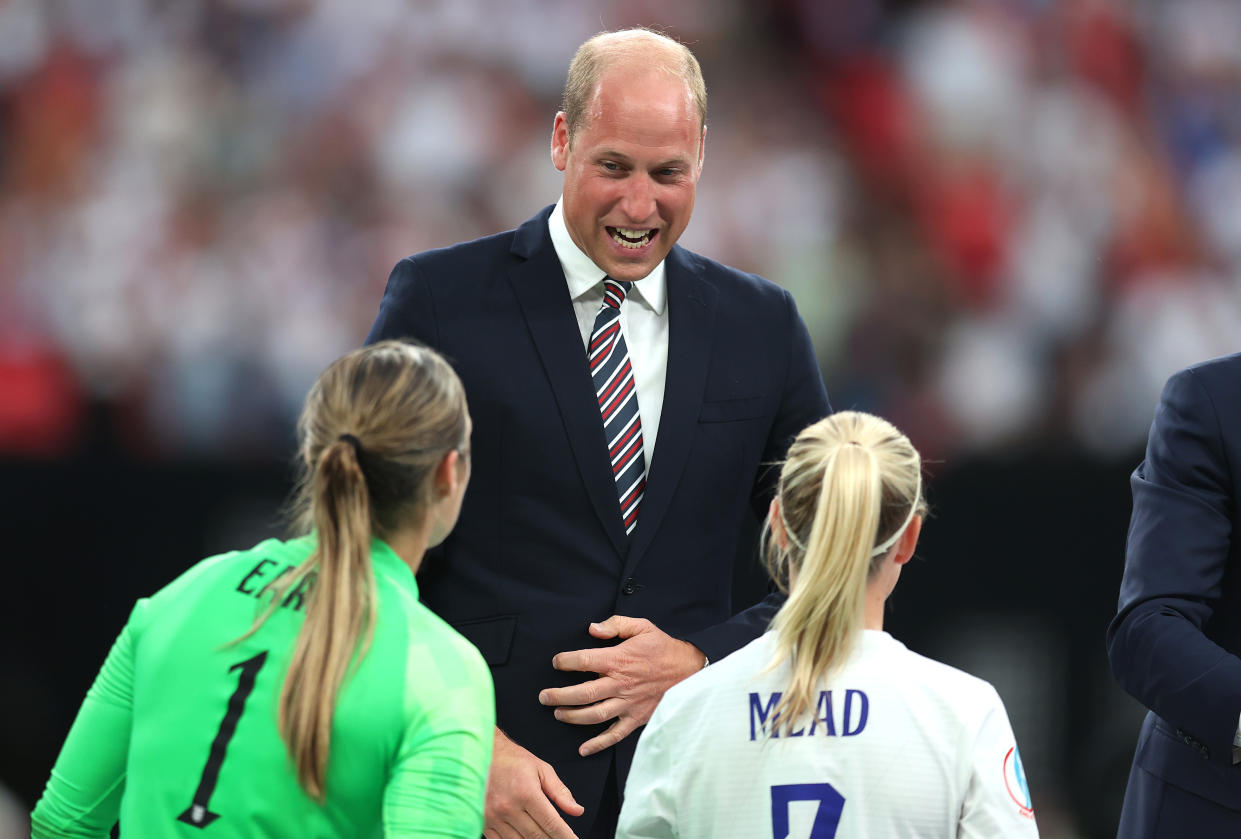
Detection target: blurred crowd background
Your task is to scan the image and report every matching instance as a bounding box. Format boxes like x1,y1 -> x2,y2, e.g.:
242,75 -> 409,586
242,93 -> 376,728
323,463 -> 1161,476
4,0 -> 1241,836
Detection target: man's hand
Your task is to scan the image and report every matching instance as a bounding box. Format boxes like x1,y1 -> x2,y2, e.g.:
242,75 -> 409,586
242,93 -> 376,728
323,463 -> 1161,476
539,616 -> 707,756
483,728 -> 584,839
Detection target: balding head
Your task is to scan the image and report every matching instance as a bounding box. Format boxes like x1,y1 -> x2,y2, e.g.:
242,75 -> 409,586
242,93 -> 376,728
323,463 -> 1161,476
561,28 -> 707,145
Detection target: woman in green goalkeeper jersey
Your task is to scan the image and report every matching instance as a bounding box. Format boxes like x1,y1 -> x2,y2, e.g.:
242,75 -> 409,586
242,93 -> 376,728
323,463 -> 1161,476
32,340 -> 494,838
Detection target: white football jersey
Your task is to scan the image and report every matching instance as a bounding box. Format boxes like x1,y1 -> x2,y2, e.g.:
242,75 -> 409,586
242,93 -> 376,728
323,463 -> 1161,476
618,630 -> 1039,839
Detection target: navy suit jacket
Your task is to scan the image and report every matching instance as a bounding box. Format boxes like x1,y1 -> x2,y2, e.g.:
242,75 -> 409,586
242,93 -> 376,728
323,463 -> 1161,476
1108,353 -> 1241,835
366,206 -> 830,833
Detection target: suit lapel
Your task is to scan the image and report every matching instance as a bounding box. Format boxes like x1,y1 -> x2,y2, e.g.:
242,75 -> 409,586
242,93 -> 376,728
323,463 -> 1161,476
507,209 -> 628,559
623,247 -> 718,574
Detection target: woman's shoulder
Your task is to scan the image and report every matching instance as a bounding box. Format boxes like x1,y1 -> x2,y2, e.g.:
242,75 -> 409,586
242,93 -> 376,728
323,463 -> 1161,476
658,633 -> 781,713
396,598 -> 492,687
146,536 -> 311,607
864,633 -> 1003,710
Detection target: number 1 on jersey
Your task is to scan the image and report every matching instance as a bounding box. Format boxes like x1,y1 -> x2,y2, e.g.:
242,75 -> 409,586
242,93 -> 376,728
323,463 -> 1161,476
177,651 -> 269,828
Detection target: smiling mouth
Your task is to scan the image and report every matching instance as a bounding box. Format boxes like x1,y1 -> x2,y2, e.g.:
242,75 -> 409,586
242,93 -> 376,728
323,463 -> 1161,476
608,227 -> 656,250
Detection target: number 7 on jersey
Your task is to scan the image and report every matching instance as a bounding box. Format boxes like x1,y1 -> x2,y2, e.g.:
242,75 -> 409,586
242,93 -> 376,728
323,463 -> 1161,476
771,782 -> 845,839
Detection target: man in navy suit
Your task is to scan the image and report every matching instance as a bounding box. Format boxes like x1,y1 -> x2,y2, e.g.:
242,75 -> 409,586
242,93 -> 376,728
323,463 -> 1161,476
367,28 -> 829,838
1109,352 -> 1241,836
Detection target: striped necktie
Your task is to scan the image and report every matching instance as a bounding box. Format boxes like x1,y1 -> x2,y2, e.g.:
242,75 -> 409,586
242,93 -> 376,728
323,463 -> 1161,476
588,278 -> 646,536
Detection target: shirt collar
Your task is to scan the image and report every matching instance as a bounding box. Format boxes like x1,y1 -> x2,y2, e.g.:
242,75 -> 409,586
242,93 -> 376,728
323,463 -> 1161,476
369,536 -> 419,598
293,532 -> 419,597
548,197 -> 667,315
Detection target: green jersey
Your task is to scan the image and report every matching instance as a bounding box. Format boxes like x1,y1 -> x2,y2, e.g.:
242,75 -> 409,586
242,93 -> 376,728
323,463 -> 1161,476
31,535 -> 494,838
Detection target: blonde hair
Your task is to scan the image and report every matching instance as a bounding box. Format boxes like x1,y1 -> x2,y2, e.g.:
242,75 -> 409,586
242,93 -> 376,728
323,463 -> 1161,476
239,340 -> 468,800
561,28 -> 707,143
761,411 -> 926,736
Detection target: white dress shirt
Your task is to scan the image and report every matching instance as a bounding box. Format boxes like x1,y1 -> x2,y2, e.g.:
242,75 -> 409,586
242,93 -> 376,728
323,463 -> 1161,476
548,199 -> 668,471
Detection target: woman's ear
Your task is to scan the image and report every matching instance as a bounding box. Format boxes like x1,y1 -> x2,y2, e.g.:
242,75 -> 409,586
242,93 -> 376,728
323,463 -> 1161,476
433,449 -> 463,499
893,515 -> 923,566
768,497 -> 790,551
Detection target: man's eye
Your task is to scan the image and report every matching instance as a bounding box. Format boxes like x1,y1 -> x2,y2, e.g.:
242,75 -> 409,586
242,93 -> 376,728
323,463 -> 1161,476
601,161 -> 621,172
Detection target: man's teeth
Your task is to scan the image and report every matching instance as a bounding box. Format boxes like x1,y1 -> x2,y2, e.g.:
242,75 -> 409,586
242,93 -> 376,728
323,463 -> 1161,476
610,227 -> 654,249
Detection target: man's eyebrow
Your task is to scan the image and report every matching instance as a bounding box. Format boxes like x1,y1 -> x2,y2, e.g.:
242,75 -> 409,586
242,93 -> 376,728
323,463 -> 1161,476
595,148 -> 632,162
594,149 -> 693,168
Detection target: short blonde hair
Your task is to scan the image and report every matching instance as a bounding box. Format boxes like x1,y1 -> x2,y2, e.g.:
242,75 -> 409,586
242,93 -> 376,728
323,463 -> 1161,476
561,28 -> 707,143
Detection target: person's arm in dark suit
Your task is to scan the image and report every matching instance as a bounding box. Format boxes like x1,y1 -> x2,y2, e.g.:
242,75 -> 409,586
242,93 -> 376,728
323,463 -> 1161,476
682,288 -> 830,665
366,258 -> 440,347
1107,365 -> 1241,766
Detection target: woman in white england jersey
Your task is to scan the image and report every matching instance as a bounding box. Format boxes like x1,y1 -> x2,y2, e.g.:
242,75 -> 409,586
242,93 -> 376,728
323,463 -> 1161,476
617,411 -> 1039,839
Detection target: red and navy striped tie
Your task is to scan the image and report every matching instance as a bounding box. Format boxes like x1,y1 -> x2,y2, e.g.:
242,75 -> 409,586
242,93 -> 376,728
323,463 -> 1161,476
589,278 -> 645,536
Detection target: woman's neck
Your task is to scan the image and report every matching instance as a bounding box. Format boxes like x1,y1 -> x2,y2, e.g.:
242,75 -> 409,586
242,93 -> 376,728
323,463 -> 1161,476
384,526 -> 430,576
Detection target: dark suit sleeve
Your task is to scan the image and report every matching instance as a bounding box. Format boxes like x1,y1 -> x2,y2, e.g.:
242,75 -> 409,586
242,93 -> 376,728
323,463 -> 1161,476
366,257 -> 439,347
684,289 -> 831,663
750,289 -> 832,517
1107,366 -> 1241,766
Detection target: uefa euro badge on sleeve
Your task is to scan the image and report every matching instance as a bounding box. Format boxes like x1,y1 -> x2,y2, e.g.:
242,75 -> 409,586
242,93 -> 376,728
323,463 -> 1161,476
1004,745 -> 1035,820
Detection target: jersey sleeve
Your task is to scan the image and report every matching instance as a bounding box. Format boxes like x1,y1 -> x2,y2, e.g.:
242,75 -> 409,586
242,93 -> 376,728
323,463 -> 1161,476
958,688 -> 1040,839
383,639 -> 495,838
31,600 -> 147,838
616,698 -> 680,839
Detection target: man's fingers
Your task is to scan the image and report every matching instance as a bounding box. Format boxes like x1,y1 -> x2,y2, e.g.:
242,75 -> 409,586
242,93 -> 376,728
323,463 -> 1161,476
550,646 -> 608,674
578,716 -> 638,757
587,618 -> 619,639
484,818 -> 532,839
551,617 -> 654,672
486,731 -> 580,839
539,675 -> 618,708
498,811 -> 556,839
483,826 -> 525,839
538,759 -> 585,819
489,797 -> 576,839
532,809 -> 580,839
590,615 -> 649,639
552,697 -> 625,726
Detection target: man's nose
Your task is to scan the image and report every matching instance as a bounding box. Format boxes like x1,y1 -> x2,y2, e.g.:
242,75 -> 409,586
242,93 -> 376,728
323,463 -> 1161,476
618,176 -> 656,223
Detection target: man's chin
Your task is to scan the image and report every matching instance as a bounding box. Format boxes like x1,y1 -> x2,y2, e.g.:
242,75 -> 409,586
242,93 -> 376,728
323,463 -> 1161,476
599,254 -> 664,284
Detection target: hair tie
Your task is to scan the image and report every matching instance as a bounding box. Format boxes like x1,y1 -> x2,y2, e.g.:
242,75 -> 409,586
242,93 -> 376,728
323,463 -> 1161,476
778,501 -> 807,553
870,470 -> 922,558
338,433 -> 362,453
778,469 -> 922,558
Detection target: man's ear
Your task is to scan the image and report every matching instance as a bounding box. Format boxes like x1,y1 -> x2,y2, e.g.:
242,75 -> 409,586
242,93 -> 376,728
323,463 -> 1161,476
551,112 -> 570,172
695,125 -> 707,179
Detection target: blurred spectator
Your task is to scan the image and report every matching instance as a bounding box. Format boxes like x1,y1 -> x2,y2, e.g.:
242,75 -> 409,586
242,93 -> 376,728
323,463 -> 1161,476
6,0 -> 1239,460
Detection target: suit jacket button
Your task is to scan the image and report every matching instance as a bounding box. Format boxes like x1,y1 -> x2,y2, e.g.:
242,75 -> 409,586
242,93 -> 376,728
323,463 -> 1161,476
621,578 -> 637,596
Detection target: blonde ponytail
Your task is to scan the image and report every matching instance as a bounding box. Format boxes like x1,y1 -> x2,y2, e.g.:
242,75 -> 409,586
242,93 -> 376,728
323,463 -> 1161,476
277,438 -> 376,800
762,412 -> 925,736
